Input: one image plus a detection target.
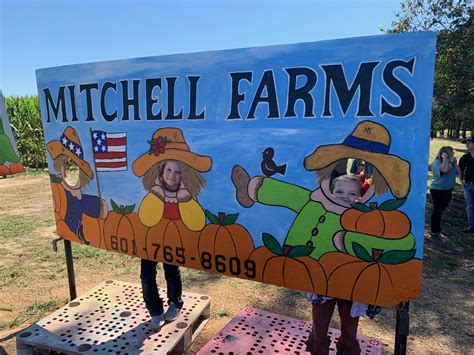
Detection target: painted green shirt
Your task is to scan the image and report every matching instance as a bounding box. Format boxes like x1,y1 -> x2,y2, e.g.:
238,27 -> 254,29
257,177 -> 416,262
257,177 -> 340,259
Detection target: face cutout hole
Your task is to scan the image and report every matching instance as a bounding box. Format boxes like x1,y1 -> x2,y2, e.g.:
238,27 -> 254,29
63,157 -> 81,188
319,158 -> 374,202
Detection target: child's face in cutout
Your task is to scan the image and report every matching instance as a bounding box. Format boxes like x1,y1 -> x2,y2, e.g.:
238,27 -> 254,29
332,180 -> 361,204
162,160 -> 182,190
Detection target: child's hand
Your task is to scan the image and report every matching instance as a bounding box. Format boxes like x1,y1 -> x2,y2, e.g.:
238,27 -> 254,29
177,188 -> 192,202
151,185 -> 165,200
100,199 -> 108,218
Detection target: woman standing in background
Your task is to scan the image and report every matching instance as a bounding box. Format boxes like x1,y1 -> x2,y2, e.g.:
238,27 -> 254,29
430,146 -> 460,240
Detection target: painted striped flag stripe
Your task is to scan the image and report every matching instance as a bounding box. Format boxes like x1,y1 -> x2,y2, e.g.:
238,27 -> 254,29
108,145 -> 126,152
96,161 -> 128,169
95,158 -> 127,163
106,132 -> 126,139
94,152 -> 126,159
97,166 -> 127,172
107,137 -> 127,146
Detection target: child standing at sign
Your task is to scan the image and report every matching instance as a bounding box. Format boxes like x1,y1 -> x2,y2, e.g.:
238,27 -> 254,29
132,128 -> 212,329
306,174 -> 371,355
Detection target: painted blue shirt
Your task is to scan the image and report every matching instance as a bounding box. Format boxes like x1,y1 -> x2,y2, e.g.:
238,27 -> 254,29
64,190 -> 101,233
430,159 -> 457,190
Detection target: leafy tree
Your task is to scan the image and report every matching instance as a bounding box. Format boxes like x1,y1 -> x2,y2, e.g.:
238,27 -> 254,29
382,0 -> 473,138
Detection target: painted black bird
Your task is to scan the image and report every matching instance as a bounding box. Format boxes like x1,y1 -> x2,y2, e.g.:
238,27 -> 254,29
261,147 -> 287,177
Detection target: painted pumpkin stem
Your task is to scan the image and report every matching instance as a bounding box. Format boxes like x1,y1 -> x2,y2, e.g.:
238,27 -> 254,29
371,248 -> 383,261
262,233 -> 314,257
351,202 -> 372,212
110,199 -> 135,215
205,209 -> 239,225
369,202 -> 378,210
218,212 -> 226,223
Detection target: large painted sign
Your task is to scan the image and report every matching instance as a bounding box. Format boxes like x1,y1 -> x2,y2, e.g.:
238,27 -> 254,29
36,32 -> 436,307
0,91 -> 24,176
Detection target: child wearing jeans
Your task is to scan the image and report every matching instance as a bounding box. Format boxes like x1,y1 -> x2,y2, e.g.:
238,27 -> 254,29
133,127 -> 211,330
306,174 -> 371,355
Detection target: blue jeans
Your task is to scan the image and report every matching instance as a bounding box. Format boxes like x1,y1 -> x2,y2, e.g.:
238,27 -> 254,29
140,259 -> 184,316
463,183 -> 474,228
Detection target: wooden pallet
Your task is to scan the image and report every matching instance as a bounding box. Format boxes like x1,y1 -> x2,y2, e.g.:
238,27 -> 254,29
197,307 -> 384,354
16,280 -> 210,354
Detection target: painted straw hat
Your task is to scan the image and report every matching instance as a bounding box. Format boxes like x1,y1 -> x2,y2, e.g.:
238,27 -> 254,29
304,120 -> 410,198
132,127 -> 212,176
46,126 -> 94,179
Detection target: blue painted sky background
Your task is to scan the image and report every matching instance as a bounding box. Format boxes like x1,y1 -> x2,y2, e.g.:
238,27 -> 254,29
1,0 -> 403,96
36,32 -> 436,258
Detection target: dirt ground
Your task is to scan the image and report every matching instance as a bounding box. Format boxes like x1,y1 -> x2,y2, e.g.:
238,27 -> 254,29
0,173 -> 473,354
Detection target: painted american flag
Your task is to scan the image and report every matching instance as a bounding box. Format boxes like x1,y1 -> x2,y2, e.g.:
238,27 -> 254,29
92,130 -> 127,172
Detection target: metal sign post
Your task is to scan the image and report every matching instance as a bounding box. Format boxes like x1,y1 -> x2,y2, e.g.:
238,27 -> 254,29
52,238 -> 77,300
394,301 -> 410,354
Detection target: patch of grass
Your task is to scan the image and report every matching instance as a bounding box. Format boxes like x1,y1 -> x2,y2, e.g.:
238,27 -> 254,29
0,215 -> 40,239
30,246 -> 56,262
216,307 -> 232,317
0,263 -> 27,287
431,257 -> 460,269
0,320 -> 13,330
25,299 -> 59,316
72,243 -> 110,260
0,299 -> 62,330
22,168 -> 49,177
115,256 -> 139,276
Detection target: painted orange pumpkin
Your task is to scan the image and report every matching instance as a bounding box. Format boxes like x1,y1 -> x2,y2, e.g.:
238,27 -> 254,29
145,218 -> 200,269
103,201 -> 147,258
83,214 -> 105,249
197,211 -> 255,276
246,233 -> 327,295
319,251 -> 422,307
341,199 -> 411,239
55,214 -> 105,247
8,163 -> 24,174
50,182 -> 67,221
0,164 -> 10,176
55,219 -> 78,242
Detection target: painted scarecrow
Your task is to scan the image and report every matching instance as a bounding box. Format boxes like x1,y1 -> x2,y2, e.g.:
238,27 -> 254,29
232,120 -> 415,260
47,126 -> 108,245
132,127 -> 212,232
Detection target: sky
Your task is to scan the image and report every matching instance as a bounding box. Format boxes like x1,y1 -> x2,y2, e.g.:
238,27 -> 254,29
0,0 -> 402,96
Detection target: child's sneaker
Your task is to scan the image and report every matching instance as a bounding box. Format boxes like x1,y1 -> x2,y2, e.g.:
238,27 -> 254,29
150,314 -> 165,329
164,303 -> 181,322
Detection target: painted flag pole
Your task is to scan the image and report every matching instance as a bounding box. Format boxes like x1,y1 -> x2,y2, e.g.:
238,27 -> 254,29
89,128 -> 102,200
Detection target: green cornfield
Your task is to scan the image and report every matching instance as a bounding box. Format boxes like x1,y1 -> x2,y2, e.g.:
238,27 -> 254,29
4,96 -> 47,168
